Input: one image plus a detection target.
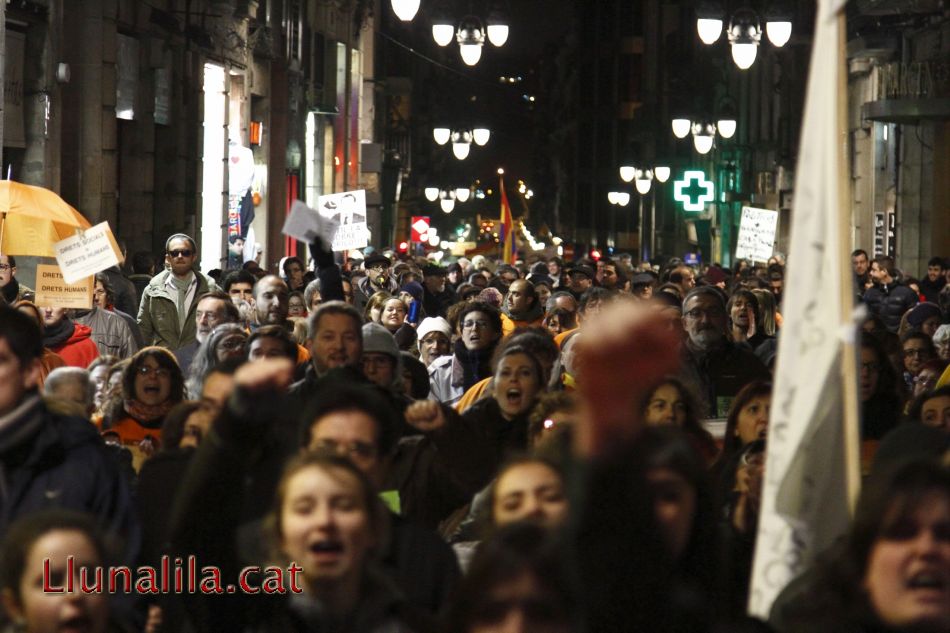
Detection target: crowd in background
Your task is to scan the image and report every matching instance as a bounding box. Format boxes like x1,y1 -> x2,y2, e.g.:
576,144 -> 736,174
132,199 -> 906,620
0,235 -> 947,633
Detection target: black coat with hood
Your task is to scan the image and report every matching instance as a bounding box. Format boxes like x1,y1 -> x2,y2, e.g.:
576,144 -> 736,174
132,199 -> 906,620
862,282 -> 918,333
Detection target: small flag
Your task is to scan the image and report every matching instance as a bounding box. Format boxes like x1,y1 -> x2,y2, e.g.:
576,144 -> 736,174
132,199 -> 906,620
499,176 -> 514,264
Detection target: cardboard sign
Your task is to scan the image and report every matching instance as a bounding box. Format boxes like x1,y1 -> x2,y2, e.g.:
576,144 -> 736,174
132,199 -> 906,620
33,264 -> 93,309
53,222 -> 123,283
735,206 -> 779,262
318,190 -> 369,252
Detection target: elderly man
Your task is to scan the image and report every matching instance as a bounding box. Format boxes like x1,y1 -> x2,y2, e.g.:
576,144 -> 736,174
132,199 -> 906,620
138,234 -> 217,350
43,366 -> 96,418
677,287 -> 769,418
0,254 -> 33,304
174,290 -> 241,373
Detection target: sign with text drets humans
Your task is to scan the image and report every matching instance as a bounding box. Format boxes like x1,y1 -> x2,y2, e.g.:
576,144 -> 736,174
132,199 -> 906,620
34,264 -> 93,309
735,207 -> 779,263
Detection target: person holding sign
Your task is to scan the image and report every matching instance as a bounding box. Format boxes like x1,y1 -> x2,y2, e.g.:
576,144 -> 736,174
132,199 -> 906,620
137,234 -> 218,351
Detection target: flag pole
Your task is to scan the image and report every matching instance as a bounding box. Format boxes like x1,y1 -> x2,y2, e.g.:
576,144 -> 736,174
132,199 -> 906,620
836,10 -> 862,513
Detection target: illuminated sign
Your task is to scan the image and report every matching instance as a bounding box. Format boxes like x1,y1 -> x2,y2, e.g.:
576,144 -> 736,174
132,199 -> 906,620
674,170 -> 715,212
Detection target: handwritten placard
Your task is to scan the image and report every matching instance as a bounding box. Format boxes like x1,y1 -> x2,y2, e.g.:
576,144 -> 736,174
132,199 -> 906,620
735,206 -> 778,263
33,264 -> 94,309
52,222 -> 122,284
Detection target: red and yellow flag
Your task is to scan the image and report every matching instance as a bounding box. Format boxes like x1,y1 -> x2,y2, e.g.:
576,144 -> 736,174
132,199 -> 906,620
499,175 -> 514,264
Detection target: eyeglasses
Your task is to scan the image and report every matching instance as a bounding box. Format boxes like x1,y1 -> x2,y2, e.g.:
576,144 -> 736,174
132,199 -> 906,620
93,288 -> 107,297
903,348 -> 931,358
462,319 -> 491,330
0,264 -> 11,271
167,249 -> 193,258
137,366 -> 172,378
313,438 -> 377,460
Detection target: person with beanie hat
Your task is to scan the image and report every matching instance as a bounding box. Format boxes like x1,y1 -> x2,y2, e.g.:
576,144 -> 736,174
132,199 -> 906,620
416,316 -> 452,366
361,322 -> 403,393
906,301 -> 943,337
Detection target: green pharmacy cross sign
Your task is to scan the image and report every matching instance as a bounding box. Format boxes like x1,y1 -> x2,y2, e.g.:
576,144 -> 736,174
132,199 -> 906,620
674,170 -> 715,212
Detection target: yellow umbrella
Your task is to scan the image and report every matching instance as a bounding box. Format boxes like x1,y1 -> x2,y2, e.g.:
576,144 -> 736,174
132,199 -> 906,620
0,180 -> 91,257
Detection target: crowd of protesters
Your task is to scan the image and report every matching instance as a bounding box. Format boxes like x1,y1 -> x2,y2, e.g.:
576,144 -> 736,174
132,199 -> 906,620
0,237 -> 947,633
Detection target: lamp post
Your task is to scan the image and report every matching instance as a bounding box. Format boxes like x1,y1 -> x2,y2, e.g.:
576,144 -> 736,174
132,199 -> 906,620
695,4 -> 792,69
430,2 -> 510,67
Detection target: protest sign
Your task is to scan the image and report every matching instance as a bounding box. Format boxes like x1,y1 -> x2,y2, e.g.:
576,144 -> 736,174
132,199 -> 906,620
33,264 -> 93,309
52,222 -> 122,283
281,200 -> 339,247
318,190 -> 369,251
735,207 -> 779,262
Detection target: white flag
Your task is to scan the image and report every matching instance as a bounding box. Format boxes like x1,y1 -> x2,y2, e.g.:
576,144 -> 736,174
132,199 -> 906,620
747,0 -> 858,620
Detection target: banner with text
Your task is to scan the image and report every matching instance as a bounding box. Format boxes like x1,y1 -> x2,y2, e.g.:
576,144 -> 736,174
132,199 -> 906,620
34,264 -> 94,309
735,207 -> 779,263
53,222 -> 123,284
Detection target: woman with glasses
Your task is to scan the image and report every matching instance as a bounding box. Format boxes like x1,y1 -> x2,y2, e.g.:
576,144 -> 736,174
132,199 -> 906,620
185,323 -> 247,398
99,346 -> 185,471
901,331 -> 937,392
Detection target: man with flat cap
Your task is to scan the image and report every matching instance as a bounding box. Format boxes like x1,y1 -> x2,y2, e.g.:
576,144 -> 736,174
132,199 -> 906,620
353,252 -> 400,312
421,264 -> 457,318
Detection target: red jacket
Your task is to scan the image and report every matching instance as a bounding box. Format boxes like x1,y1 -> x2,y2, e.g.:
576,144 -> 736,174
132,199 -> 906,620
49,323 -> 100,368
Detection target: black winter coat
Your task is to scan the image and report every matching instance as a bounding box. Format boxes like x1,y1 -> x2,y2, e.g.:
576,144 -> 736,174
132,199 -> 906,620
862,283 -> 918,333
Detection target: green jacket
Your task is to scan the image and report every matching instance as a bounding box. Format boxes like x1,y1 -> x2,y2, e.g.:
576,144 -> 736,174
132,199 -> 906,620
136,270 -> 217,351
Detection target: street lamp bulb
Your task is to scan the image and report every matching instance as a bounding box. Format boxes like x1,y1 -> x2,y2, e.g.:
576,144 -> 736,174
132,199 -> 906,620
455,187 -> 471,202
459,43 -> 483,66
607,191 -> 619,204
696,18 -> 723,45
432,24 -> 455,47
487,24 -> 509,47
717,118 -> 737,139
654,166 -> 671,183
452,142 -> 471,160
619,165 -> 636,182
693,134 -> 714,154
472,128 -> 491,146
617,192 -> 631,206
390,0 -> 420,21
424,187 -> 440,202
433,127 -> 451,145
766,21 -> 792,47
497,167 -> 505,175
731,42 -> 758,69
635,175 -> 652,195
440,198 -> 455,213
672,118 -> 691,139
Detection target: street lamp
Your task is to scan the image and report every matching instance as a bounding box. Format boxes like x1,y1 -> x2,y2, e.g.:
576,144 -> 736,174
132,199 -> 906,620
390,0 -> 420,22
472,127 -> 491,146
695,5 -> 792,69
455,187 -> 471,202
457,16 -> 486,66
439,189 -> 457,213
654,166 -> 671,183
433,127 -> 451,145
431,5 -> 508,66
424,187 -> 440,202
672,118 -> 692,139
451,129 -> 473,160
691,121 -> 716,154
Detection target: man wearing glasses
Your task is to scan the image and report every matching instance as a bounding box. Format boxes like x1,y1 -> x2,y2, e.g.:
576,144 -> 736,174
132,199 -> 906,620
353,252 -> 399,312
137,234 -> 218,350
677,287 -> 769,419
0,254 -> 33,304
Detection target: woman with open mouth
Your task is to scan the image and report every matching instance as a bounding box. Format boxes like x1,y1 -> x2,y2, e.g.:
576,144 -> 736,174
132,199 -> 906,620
171,360 -> 426,633
98,347 -> 184,472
